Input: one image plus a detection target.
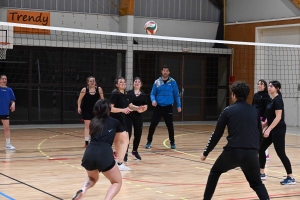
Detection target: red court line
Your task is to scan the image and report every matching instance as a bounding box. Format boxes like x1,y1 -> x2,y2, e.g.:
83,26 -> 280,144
227,191 -> 300,200
122,177 -> 247,186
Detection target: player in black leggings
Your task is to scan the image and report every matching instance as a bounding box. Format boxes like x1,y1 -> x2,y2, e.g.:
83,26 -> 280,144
72,99 -> 128,200
259,80 -> 295,185
125,77 -> 148,160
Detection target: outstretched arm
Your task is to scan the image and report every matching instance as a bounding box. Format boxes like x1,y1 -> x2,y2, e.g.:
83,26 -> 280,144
202,108 -> 227,159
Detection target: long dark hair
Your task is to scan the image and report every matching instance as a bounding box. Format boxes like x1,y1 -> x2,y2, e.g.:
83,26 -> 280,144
258,79 -> 268,92
113,77 -> 126,94
89,99 -> 111,135
269,80 -> 282,97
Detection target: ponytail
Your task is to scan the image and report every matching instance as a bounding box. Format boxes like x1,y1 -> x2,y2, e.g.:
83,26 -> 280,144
89,99 -> 111,135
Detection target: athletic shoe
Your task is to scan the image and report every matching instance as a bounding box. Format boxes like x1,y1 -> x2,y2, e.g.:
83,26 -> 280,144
72,189 -> 83,200
145,142 -> 151,149
118,163 -> 131,171
5,144 -> 16,150
260,173 -> 266,180
124,153 -> 128,162
132,151 -> 142,160
170,143 -> 176,149
266,154 -> 270,160
280,176 -> 296,185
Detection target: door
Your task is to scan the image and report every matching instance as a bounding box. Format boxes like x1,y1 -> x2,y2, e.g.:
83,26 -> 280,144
182,55 -> 204,120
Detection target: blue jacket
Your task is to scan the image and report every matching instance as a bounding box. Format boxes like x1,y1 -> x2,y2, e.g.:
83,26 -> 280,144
150,77 -> 181,108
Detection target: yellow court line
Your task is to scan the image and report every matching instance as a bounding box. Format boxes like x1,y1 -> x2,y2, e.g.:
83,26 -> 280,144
162,131 -> 216,161
37,131 -> 187,199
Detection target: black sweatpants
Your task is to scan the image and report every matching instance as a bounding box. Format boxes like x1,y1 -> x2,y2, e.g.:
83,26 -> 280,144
203,148 -> 269,200
125,113 -> 143,152
147,105 -> 175,144
259,123 -> 292,174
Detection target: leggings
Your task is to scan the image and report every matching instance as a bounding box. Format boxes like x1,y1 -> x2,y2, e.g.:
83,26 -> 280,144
147,105 -> 175,144
125,113 -> 143,152
259,122 -> 292,174
203,148 -> 269,200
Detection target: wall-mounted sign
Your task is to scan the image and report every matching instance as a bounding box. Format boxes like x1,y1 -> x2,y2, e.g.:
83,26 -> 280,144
7,10 -> 50,34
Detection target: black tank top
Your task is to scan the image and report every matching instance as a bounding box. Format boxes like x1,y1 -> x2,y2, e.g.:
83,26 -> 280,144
81,86 -> 100,112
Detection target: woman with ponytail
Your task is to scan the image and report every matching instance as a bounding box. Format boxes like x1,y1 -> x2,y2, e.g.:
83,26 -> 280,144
259,80 -> 295,185
72,99 -> 129,200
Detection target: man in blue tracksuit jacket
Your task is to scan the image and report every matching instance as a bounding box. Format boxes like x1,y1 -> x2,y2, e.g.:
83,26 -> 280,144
145,65 -> 181,149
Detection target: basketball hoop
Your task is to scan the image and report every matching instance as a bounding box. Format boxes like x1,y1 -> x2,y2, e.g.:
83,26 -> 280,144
0,42 -> 9,60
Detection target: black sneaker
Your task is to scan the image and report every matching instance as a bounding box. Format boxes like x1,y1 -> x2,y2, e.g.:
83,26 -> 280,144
124,153 -> 128,162
72,189 -> 83,200
132,151 -> 142,160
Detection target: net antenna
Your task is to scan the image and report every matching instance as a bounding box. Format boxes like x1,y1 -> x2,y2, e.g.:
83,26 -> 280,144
0,42 -> 9,60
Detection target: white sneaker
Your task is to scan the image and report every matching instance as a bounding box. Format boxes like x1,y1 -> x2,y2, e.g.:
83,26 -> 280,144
118,163 -> 131,171
5,144 -> 16,150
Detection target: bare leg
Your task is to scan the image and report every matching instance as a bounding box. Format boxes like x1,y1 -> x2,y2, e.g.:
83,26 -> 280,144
2,120 -> 10,139
102,164 -> 122,200
84,120 -> 90,146
73,170 -> 99,200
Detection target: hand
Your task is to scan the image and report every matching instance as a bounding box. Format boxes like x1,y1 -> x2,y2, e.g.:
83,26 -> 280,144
261,120 -> 267,129
177,108 -> 182,113
78,108 -> 82,114
10,103 -> 15,112
137,106 -> 145,113
152,102 -> 157,107
123,107 -> 133,114
200,154 -> 207,161
263,127 -> 271,138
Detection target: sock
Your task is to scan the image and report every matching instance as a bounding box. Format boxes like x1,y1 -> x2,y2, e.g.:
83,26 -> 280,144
6,138 -> 10,145
84,137 -> 89,141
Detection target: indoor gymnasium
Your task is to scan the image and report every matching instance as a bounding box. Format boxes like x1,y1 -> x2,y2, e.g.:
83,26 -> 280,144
0,0 -> 299,199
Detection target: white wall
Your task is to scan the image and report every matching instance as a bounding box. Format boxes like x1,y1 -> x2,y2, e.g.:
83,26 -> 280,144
0,8 -> 219,40
226,0 -> 300,23
134,17 -> 218,39
255,25 -> 300,126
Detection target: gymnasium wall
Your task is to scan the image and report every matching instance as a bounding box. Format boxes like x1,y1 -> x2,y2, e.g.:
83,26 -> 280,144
225,19 -> 300,126
226,0 -> 300,23
0,8 -> 219,39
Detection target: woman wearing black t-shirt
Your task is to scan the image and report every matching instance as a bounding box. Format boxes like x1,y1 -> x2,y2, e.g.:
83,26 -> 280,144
77,76 -> 104,147
259,80 -> 295,185
109,77 -> 141,170
72,99 -> 128,200
125,77 -> 148,160
252,79 -> 271,159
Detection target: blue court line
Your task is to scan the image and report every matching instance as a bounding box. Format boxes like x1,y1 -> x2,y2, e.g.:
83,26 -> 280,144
0,192 -> 15,200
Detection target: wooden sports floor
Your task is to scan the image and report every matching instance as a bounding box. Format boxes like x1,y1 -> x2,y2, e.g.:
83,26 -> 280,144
0,123 -> 299,200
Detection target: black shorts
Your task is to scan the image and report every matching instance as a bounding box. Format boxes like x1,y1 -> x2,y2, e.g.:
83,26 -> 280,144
0,115 -> 9,120
81,110 -> 94,120
81,142 -> 115,172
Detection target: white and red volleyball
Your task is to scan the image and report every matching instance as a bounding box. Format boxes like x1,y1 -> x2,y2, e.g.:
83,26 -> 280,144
144,21 -> 158,35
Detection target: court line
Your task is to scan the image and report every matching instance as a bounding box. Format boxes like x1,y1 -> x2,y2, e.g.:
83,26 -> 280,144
0,173 -> 63,200
37,129 -> 188,200
0,192 -> 15,200
162,129 -> 300,178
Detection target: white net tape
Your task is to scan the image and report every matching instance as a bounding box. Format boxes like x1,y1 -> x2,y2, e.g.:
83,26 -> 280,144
0,44 -> 8,60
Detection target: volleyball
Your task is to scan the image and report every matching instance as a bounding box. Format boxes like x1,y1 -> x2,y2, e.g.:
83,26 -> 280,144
144,21 -> 158,35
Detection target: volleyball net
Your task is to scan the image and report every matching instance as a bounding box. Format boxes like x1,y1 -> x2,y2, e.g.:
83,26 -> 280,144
0,21 -> 299,123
